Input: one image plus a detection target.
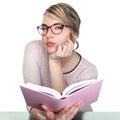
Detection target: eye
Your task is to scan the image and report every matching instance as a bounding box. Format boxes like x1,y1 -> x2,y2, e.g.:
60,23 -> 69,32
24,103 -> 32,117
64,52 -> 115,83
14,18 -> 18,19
54,24 -> 64,30
41,26 -> 47,30
39,26 -> 48,33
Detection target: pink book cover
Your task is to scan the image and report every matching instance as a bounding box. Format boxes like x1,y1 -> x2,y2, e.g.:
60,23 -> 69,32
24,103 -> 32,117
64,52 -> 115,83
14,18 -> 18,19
20,80 -> 103,112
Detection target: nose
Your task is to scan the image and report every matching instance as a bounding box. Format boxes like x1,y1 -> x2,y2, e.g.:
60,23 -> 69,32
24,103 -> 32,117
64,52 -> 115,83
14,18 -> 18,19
46,27 -> 53,36
45,28 -> 53,40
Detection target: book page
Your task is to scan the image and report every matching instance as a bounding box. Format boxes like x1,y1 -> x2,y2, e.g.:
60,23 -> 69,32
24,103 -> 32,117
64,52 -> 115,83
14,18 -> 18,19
21,83 -> 62,99
62,79 -> 97,97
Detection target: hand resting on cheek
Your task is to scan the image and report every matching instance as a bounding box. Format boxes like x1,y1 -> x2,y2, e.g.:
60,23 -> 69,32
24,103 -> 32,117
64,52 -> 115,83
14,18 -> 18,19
49,39 -> 74,60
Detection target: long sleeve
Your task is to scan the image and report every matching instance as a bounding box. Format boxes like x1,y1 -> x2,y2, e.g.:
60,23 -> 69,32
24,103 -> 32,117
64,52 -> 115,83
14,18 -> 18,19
23,41 -> 42,85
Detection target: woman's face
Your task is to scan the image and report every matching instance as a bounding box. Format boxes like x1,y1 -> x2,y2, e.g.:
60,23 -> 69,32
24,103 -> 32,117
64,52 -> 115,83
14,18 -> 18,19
41,15 -> 71,54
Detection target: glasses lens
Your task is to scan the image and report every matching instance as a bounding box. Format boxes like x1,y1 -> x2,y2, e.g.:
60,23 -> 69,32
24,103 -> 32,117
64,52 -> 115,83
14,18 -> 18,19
51,24 -> 64,34
37,25 -> 48,35
37,23 -> 66,35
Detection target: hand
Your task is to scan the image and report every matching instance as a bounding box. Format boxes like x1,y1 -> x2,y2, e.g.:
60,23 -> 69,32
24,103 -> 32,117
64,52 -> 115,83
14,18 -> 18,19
41,102 -> 81,120
49,39 -> 74,60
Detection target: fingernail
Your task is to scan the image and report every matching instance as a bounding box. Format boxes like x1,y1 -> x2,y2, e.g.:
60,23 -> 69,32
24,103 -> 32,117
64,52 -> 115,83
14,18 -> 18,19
37,113 -> 46,120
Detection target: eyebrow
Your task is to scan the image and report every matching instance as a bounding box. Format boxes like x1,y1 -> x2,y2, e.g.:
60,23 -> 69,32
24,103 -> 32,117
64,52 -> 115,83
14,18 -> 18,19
41,23 -> 64,27
41,24 -> 48,26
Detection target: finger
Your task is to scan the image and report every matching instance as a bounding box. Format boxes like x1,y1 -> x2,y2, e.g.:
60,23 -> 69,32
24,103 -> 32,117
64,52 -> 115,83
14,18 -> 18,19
45,112 -> 55,120
41,105 -> 55,120
37,112 -> 46,120
67,108 -> 79,120
56,106 -> 68,119
58,106 -> 68,115
64,40 -> 74,56
66,102 -> 81,119
57,43 -> 72,57
56,114 -> 66,120
56,40 -> 74,57
56,45 -> 64,57
64,42 -> 74,56
41,104 -> 50,112
62,44 -> 69,56
67,39 -> 74,47
67,39 -> 74,50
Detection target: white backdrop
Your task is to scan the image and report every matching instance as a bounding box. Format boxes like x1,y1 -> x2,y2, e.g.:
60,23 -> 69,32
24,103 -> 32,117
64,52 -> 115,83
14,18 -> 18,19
0,0 -> 120,111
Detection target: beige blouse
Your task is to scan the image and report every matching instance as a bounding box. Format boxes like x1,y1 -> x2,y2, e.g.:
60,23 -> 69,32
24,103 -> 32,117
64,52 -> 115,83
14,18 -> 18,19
23,40 -> 98,112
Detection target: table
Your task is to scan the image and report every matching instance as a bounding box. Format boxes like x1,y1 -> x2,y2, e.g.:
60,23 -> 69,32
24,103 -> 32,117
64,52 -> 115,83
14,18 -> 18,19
0,112 -> 120,120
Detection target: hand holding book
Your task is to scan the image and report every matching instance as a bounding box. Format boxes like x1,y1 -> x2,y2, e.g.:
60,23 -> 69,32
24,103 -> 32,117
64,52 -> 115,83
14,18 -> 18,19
41,102 -> 81,119
20,79 -> 103,112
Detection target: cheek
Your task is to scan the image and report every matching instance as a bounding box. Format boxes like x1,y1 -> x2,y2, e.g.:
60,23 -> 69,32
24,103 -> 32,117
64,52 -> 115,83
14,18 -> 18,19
57,34 -> 70,45
41,31 -> 70,45
42,36 -> 47,43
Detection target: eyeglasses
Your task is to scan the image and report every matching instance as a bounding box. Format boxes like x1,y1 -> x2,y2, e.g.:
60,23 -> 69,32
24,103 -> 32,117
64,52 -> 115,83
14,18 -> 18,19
37,23 -> 69,36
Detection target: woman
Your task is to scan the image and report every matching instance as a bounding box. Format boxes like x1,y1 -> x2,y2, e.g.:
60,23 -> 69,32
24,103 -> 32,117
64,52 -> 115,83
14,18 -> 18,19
23,2 -> 98,120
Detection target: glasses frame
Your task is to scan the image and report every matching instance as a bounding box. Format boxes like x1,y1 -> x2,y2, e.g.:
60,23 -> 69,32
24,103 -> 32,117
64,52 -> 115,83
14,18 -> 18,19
37,23 -> 69,36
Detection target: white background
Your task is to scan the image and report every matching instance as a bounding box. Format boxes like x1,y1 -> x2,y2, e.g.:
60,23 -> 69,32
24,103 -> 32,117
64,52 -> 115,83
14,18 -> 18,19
0,0 -> 120,111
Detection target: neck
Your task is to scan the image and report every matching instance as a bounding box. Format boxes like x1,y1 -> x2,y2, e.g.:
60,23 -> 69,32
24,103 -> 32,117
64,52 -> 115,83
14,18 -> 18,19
61,51 -> 80,73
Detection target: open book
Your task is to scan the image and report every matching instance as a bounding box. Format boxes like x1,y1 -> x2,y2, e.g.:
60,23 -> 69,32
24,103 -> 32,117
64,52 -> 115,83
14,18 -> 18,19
20,79 -> 103,112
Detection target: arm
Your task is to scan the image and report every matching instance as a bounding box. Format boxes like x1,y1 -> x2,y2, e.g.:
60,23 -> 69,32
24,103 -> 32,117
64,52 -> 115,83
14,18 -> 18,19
48,39 -> 74,93
49,58 -> 67,93
23,41 -> 41,85
23,40 -> 81,120
23,41 -> 46,119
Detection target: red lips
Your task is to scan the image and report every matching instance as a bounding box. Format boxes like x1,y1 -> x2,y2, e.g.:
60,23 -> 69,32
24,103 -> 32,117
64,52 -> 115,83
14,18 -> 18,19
46,42 -> 56,47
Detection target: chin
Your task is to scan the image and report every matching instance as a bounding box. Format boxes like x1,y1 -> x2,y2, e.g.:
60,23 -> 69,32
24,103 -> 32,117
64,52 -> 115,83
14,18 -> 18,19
47,47 -> 56,54
47,46 -> 57,53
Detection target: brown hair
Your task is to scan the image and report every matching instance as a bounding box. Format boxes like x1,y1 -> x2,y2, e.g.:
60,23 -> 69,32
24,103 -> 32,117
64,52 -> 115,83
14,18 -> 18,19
44,3 -> 81,49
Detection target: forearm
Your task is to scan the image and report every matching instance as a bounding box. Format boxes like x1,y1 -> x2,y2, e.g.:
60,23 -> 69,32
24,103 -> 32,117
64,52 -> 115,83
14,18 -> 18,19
49,58 -> 67,93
